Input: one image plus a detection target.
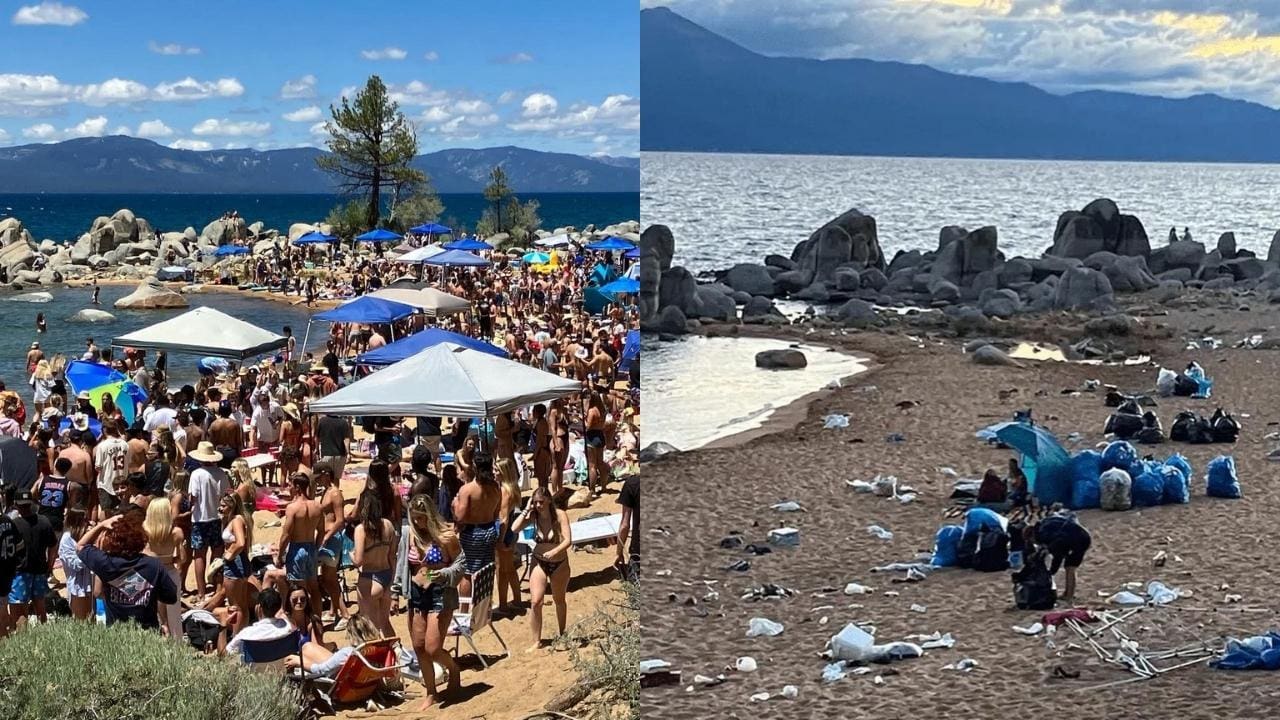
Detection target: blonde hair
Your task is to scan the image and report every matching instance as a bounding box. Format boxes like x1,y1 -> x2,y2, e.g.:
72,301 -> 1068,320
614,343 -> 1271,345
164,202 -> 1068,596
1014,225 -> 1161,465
230,458 -> 253,487
171,470 -> 191,495
407,494 -> 454,553
49,353 -> 67,374
142,497 -> 174,548
345,612 -> 382,645
221,492 -> 254,546
495,457 -> 521,508
33,359 -> 53,380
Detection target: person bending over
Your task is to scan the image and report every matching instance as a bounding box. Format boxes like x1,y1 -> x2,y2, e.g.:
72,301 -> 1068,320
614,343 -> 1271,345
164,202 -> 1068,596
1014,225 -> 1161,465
1032,512 -> 1091,602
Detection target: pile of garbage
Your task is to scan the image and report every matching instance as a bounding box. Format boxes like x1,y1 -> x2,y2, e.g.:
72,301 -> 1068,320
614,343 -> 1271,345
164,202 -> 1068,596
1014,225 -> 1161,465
1103,396 -> 1164,444
1069,441 -> 1193,510
1156,362 -> 1213,399
1169,408 -> 1240,444
931,508 -> 1011,572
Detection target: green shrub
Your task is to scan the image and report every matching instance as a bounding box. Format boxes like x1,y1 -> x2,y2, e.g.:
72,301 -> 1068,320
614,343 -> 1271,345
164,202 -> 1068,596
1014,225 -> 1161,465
556,581 -> 639,720
0,621 -> 305,720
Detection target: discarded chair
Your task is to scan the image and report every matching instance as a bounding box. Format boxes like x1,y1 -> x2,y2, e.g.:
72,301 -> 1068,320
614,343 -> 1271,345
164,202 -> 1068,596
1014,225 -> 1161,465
448,562 -> 509,668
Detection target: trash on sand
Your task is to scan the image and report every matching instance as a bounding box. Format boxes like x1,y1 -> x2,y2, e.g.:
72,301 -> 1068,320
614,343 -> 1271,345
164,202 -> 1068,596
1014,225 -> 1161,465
781,685 -> 798,699
750,692 -> 770,702
886,433 -> 907,444
1012,623 -> 1044,635
771,501 -> 805,512
867,525 -> 894,541
692,674 -> 726,688
747,618 -> 785,637
909,604 -> 928,613
735,656 -> 758,672
725,559 -> 751,572
1148,580 -> 1185,605
1107,591 -> 1146,606
891,567 -> 928,584
829,624 -> 876,662
943,659 -> 980,672
824,414 -> 850,429
871,561 -> 934,574
938,466 -> 959,477
847,479 -> 876,493
844,582 -> 873,595
768,528 -> 801,546
654,569 -> 672,577
905,631 -> 955,649
742,584 -> 795,601
872,475 -> 898,497
1225,594 -> 1244,604
640,659 -> 672,674
640,659 -> 682,688
873,675 -> 885,686
822,663 -> 848,683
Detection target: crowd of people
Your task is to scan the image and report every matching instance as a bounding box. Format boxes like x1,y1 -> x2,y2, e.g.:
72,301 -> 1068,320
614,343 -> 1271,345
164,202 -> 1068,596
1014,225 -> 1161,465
0,232 -> 641,713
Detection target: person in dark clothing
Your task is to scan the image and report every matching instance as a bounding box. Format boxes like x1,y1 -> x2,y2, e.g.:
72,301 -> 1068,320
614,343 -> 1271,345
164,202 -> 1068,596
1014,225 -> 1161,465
0,485 -> 25,639
77,511 -> 178,629
7,490 -> 56,630
615,476 -> 639,582
1032,512 -> 1091,602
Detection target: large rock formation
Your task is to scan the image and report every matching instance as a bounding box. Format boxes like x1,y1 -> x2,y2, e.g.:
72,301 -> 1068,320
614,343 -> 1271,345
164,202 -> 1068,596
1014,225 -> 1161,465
789,209 -> 884,287
1048,199 -> 1149,259
723,263 -> 776,296
639,224 -> 675,322
1054,266 -> 1115,310
929,226 -> 1000,287
68,309 -> 117,323
0,217 -> 38,279
113,281 -> 189,310
87,209 -> 153,254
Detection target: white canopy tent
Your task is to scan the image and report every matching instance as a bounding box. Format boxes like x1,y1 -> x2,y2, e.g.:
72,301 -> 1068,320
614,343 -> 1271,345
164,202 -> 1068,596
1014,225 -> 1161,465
396,243 -> 445,263
308,342 -> 581,417
367,287 -> 471,317
112,306 -> 287,360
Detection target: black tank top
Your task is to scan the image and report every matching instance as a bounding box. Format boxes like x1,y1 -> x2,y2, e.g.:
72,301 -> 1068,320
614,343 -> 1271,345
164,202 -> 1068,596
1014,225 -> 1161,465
38,476 -> 69,518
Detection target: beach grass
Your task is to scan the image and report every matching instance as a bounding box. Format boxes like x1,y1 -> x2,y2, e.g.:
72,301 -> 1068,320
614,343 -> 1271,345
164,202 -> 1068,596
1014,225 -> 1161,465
556,580 -> 640,719
0,620 -> 305,720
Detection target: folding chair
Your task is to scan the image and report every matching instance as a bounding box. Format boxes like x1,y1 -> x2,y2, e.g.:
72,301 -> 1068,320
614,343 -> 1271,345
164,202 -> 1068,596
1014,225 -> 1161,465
240,629 -> 303,672
308,638 -> 408,714
447,563 -> 509,668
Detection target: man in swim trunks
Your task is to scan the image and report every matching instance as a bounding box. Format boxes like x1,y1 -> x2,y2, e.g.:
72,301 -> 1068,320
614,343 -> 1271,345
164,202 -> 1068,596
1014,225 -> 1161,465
313,464 -> 350,628
452,452 -> 502,594
1033,512 -> 1091,603
276,473 -> 323,618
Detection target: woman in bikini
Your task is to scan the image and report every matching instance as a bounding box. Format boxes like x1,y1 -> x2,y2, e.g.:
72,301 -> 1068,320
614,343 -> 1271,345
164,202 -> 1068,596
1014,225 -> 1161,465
286,585 -> 327,650
352,490 -> 397,640
229,458 -> 257,514
531,404 -> 552,490
454,434 -> 477,481
277,404 -> 303,479
218,492 -> 254,634
511,486 -> 572,650
143,497 -> 187,640
494,457 -> 522,615
584,390 -> 607,496
548,398 -> 569,496
168,470 -> 194,595
406,494 -> 465,711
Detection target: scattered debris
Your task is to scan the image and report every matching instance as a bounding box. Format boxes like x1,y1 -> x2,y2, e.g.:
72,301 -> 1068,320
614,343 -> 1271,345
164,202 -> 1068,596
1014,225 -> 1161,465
1012,623 -> 1044,635
905,631 -> 955,649
749,692 -> 770,702
735,657 -> 758,672
843,582 -> 873,595
771,501 -> 805,512
746,618 -> 785,637
742,584 -> 795,601
867,525 -> 894,541
724,559 -> 751,572
823,414 -> 850,429
943,658 -> 980,672
781,685 -> 799,699
909,604 -> 928,614
654,569 -> 672,577
640,659 -> 682,688
768,528 -> 801,546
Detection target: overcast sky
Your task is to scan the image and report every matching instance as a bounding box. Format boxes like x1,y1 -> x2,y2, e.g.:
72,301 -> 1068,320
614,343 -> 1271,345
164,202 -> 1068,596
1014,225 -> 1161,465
646,0 -> 1280,107
1,1 -> 639,155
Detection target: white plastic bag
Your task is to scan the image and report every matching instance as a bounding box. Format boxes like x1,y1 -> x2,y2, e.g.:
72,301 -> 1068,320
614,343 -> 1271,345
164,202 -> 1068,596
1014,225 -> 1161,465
746,618 -> 785,637
1156,367 -> 1177,397
867,525 -> 894,541
829,623 -> 875,662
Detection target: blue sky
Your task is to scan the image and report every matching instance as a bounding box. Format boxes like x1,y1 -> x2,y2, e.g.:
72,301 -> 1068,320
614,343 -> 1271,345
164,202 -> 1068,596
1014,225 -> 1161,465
0,1 -> 639,156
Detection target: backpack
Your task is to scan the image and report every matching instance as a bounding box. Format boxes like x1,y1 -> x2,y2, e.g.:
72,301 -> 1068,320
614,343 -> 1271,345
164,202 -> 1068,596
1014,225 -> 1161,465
1012,549 -> 1057,610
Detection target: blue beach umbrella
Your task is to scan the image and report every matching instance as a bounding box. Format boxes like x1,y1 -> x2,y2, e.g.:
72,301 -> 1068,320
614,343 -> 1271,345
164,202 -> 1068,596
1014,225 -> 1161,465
989,421 -> 1072,506
523,251 -> 551,265
599,276 -> 640,294
355,228 -> 403,243
410,222 -> 452,236
423,249 -> 492,267
294,231 -> 338,246
213,244 -> 249,257
443,237 -> 494,252
586,236 -> 636,252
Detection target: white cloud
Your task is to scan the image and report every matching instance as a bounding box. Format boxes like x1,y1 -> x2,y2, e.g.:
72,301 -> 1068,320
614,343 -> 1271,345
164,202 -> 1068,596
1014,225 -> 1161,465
148,40 -> 201,55
361,46 -> 407,60
283,106 -> 323,122
423,50 -> 439,61
169,138 -> 212,151
192,118 -> 271,137
154,77 -> 244,102
498,90 -> 518,104
68,115 -> 107,137
509,93 -> 640,135
79,78 -> 149,105
0,128 -> 9,143
495,51 -> 535,64
22,123 -> 56,140
280,74 -> 317,99
11,1 -> 85,26
135,119 -> 175,138
521,92 -> 559,117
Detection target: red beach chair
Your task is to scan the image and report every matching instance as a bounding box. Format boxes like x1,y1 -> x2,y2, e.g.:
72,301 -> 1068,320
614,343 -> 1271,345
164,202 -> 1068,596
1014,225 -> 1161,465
310,638 -> 408,713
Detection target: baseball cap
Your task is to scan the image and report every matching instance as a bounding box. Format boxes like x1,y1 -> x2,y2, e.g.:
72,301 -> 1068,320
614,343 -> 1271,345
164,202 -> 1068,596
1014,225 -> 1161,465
14,489 -> 34,506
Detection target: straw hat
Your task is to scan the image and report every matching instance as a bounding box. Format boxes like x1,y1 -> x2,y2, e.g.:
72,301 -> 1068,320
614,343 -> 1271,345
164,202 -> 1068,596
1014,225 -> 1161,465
281,403 -> 300,421
309,363 -> 326,373
190,441 -> 223,464
237,367 -> 250,377
76,390 -> 91,400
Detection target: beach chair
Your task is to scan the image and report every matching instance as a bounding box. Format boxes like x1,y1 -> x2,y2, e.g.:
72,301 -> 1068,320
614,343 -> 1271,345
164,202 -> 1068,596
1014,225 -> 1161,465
447,563 -> 508,668
240,629 -> 303,672
308,638 -> 408,714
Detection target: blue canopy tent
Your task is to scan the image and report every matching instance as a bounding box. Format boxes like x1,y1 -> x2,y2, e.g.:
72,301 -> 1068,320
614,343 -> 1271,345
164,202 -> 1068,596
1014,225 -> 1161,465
989,421 -> 1072,506
410,222 -> 452,236
294,231 -> 338,246
355,327 -> 508,366
314,296 -> 417,325
422,249 -> 491,268
586,236 -> 636,252
599,277 -> 639,295
355,228 -> 403,244
623,247 -> 640,260
213,244 -> 249,257
619,329 -> 640,374
443,237 -> 494,252
591,264 -> 618,287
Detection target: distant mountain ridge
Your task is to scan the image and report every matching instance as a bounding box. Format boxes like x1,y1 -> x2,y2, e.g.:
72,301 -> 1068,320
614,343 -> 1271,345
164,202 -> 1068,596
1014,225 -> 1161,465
642,6 -> 1280,162
0,136 -> 639,193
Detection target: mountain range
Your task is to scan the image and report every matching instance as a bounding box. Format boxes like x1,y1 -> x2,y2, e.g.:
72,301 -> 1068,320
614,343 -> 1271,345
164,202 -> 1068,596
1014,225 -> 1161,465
642,6 -> 1280,163
0,136 -> 639,193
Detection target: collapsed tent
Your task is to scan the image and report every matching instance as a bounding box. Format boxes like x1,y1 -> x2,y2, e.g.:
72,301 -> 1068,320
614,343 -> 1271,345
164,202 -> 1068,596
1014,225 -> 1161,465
111,306 -> 287,360
355,327 -> 508,366
308,342 -> 581,417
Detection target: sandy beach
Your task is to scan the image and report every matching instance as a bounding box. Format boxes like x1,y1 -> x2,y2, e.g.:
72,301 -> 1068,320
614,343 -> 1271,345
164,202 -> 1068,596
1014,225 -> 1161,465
640,291 -> 1280,719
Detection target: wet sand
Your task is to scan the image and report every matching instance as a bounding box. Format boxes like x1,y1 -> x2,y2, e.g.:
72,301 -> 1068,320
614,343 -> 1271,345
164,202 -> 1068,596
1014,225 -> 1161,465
641,294 -> 1280,719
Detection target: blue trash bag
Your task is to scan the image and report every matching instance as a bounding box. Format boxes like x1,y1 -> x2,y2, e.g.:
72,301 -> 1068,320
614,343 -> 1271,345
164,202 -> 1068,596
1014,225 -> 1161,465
1101,441 -> 1139,473
1164,454 -> 1193,484
1211,632 -> 1280,670
1207,455 -> 1242,499
1132,461 -> 1166,507
1069,450 -> 1103,509
931,524 -> 965,567
1186,362 -> 1214,399
964,507 -> 1006,535
1160,464 -> 1190,504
